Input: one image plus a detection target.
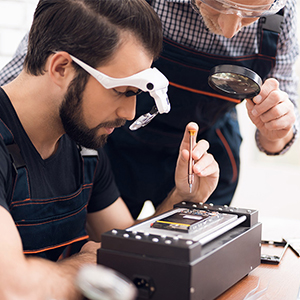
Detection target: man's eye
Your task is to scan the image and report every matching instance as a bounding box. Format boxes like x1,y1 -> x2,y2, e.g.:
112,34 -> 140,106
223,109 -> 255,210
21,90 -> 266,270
113,89 -> 142,97
124,89 -> 142,97
113,89 -> 124,96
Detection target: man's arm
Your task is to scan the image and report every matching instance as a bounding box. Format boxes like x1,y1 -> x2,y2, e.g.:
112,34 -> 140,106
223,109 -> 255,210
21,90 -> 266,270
155,122 -> 219,214
86,122 -> 219,241
246,78 -> 296,154
0,205 -> 99,300
247,0 -> 299,155
86,197 -> 134,242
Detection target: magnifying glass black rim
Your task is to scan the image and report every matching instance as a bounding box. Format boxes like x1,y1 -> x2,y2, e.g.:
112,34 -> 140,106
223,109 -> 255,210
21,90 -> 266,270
208,64 -> 262,100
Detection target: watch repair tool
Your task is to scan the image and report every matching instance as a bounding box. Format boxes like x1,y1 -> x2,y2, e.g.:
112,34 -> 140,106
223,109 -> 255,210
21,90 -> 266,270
188,129 -> 196,193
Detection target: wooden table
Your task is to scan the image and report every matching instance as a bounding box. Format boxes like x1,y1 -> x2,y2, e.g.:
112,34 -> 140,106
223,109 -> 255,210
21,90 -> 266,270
217,245 -> 300,299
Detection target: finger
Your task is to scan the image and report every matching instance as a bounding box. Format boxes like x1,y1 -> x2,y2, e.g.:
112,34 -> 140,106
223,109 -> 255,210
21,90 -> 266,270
246,98 -> 257,120
259,100 -> 294,125
250,78 -> 281,117
245,98 -> 254,110
192,139 -> 210,161
262,110 -> 295,132
180,139 -> 209,166
196,161 -> 219,179
252,78 -> 279,105
180,122 -> 199,152
252,90 -> 285,117
193,152 -> 216,176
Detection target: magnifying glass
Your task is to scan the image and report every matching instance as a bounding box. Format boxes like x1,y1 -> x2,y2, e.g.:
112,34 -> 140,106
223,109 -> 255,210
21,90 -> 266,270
208,65 -> 262,100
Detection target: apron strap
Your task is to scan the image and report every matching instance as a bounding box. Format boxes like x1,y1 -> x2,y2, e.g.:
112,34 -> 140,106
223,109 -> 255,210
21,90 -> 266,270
260,8 -> 284,57
0,118 -> 29,201
0,118 -> 14,145
0,118 -> 26,169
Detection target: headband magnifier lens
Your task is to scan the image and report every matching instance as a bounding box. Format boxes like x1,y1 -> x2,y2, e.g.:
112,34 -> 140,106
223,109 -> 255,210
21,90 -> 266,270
69,54 -> 170,130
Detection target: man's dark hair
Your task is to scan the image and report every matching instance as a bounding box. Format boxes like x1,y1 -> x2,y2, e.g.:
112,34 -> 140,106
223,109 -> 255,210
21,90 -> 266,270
24,0 -> 162,75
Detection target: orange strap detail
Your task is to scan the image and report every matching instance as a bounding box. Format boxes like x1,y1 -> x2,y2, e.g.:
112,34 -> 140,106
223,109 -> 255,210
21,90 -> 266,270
23,235 -> 89,255
216,128 -> 238,183
169,82 -> 241,104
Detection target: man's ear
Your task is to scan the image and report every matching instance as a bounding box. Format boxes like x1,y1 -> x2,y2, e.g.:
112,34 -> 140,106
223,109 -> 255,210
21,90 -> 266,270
48,52 -> 75,89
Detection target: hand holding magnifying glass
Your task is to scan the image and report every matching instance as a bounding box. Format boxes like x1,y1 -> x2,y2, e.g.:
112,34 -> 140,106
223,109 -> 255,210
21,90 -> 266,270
208,64 -> 296,154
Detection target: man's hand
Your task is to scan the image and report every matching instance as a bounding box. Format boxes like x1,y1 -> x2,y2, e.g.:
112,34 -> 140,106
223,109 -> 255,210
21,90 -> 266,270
79,241 -> 101,263
246,78 -> 296,153
174,122 -> 219,203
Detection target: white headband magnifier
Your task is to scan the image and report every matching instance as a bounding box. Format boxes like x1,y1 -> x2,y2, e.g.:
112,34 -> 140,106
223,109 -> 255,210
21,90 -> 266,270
70,55 -> 170,130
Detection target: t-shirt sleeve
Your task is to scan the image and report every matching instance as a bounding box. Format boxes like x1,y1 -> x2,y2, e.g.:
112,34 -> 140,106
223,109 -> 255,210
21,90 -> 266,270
86,148 -> 121,213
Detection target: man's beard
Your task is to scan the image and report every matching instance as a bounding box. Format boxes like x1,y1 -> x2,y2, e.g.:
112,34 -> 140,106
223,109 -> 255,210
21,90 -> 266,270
60,74 -> 126,150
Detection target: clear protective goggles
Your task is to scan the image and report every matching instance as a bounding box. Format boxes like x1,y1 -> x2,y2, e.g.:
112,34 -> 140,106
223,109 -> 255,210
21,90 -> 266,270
191,0 -> 287,18
69,54 -> 170,130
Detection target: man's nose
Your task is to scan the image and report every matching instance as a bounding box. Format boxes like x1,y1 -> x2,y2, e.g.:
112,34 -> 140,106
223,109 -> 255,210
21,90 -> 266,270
218,13 -> 243,38
117,96 -> 136,121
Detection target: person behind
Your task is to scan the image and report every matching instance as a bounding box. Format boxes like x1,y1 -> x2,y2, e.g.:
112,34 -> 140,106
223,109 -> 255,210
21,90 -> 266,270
105,0 -> 299,218
0,1 -> 219,299
0,0 -> 298,219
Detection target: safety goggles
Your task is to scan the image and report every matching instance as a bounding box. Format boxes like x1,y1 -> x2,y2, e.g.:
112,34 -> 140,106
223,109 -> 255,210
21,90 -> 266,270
69,54 -> 170,130
191,0 -> 287,18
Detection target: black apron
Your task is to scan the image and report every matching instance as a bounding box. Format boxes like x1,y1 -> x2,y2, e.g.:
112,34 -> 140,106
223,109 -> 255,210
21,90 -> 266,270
105,13 -> 282,219
0,119 -> 98,261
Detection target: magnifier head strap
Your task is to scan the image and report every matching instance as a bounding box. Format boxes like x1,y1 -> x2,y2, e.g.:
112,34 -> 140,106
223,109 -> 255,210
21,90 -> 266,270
66,53 -> 170,130
69,54 -> 170,114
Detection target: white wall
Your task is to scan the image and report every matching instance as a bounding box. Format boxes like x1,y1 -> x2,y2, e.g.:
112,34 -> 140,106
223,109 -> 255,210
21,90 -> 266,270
0,0 -> 38,69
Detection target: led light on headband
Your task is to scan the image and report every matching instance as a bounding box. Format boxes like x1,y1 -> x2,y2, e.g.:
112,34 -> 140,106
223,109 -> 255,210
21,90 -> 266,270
191,0 -> 287,18
69,55 -> 170,130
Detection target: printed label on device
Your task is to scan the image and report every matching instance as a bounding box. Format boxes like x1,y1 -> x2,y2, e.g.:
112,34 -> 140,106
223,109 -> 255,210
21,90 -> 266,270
151,210 -> 217,233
